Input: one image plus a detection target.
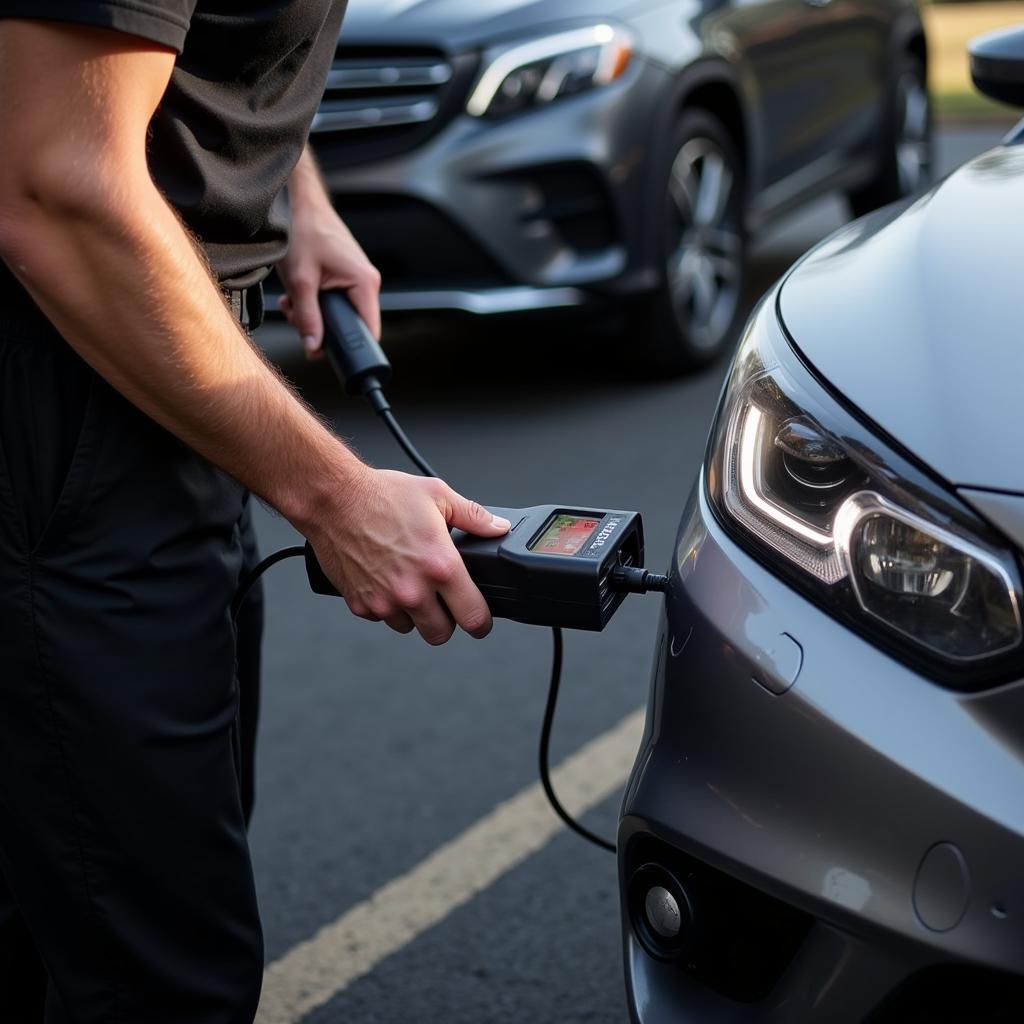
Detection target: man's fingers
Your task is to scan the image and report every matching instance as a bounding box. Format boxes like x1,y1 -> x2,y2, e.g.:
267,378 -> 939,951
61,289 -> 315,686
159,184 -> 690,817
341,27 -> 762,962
409,599 -> 456,647
280,295 -> 323,358
384,612 -> 415,635
348,277 -> 382,340
286,272 -> 325,358
321,470 -> 507,646
442,488 -> 511,537
439,570 -> 493,640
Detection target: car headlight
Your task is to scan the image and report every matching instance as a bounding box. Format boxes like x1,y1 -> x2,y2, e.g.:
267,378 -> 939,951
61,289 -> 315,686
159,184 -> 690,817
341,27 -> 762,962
466,24 -> 634,118
706,293 -> 1023,686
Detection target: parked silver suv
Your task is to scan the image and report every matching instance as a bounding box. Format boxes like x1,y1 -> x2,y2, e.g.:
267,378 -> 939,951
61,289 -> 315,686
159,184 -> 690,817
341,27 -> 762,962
305,0 -> 930,373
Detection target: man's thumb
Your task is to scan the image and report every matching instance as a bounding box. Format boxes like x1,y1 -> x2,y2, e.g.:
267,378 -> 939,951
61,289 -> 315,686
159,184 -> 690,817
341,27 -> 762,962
446,491 -> 511,537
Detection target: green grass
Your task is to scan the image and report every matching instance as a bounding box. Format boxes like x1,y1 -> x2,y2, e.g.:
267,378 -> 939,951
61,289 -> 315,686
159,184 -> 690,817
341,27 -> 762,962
935,88 -> 1020,121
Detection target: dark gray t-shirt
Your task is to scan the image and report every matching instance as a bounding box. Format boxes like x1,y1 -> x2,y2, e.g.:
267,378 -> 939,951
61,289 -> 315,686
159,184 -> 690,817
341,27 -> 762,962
0,0 -> 347,286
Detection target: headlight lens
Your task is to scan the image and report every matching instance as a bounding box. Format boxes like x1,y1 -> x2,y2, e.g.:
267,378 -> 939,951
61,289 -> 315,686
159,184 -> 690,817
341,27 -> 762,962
707,296 -> 1023,681
466,24 -> 634,118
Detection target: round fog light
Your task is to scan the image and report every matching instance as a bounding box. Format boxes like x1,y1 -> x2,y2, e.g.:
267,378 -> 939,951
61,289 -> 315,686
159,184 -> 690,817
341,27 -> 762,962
628,863 -> 695,962
645,885 -> 682,938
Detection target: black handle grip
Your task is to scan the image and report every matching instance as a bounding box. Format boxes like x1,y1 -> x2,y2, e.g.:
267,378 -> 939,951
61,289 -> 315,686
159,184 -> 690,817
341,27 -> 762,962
318,290 -> 392,395
305,542 -> 339,596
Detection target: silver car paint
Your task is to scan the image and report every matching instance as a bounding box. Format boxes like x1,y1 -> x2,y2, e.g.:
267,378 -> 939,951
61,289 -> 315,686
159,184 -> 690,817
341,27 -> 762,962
778,141 -> 1024,494
341,0 -> 689,51
961,488 -> 1024,550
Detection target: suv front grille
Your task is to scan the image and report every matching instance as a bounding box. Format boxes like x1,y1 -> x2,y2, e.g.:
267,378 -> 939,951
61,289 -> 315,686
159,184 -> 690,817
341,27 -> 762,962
310,46 -> 478,168
311,48 -> 454,136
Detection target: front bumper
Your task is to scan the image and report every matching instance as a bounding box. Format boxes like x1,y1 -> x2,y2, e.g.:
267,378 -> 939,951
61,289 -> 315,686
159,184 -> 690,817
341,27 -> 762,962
619,483 -> 1024,1022
312,57 -> 672,314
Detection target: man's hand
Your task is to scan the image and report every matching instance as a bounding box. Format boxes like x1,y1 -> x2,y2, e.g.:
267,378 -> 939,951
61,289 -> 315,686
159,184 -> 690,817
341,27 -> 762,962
278,147 -> 381,357
307,468 -> 511,644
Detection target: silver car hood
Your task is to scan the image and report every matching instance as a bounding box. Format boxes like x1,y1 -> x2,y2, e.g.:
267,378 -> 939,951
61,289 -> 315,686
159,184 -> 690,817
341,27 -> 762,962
778,142 -> 1024,498
342,0 -> 650,49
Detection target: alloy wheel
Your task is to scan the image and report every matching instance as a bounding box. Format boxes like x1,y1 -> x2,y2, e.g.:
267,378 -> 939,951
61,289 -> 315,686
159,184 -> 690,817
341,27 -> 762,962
666,138 -> 743,353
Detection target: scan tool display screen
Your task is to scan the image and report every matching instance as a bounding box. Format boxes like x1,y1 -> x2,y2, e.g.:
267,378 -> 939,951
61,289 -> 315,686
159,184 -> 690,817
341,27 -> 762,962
529,514 -> 601,556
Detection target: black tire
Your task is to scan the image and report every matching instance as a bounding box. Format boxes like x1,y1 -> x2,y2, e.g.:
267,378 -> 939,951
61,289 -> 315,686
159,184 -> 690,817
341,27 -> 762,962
631,108 -> 747,377
848,53 -> 932,219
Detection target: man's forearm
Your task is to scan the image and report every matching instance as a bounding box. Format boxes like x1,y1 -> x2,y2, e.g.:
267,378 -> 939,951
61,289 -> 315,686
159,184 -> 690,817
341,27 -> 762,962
289,145 -> 332,213
0,160 -> 364,536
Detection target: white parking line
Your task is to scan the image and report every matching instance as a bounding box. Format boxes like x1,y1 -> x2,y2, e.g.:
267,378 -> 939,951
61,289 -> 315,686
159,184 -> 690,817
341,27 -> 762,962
256,707 -> 645,1024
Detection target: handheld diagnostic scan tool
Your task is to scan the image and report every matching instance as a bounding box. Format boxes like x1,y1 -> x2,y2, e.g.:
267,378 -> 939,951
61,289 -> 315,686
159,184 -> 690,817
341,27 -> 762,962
305,504 -> 660,632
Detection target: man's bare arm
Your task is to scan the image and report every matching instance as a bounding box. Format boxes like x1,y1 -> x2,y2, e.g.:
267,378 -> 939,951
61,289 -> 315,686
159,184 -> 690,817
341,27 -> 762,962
0,21 -> 507,644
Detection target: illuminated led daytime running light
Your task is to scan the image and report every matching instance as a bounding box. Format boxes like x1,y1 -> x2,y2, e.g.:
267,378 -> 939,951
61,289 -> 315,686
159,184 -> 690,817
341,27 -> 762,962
467,24 -> 634,117
710,307 -> 1024,669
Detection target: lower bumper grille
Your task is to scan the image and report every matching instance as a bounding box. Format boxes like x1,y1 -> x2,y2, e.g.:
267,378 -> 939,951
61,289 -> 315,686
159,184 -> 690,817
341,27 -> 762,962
333,195 -> 511,290
624,835 -> 812,1003
867,965 -> 1024,1023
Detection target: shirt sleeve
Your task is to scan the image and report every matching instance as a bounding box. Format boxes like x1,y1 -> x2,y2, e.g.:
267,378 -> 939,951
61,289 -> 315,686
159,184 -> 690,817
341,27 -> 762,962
0,1 -> 198,54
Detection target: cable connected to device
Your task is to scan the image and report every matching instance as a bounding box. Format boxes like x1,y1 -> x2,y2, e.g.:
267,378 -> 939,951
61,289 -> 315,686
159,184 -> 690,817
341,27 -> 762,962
237,291 -> 671,855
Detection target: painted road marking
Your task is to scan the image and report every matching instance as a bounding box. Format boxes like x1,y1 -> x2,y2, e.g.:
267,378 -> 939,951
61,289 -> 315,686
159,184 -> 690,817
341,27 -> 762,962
256,707 -> 645,1024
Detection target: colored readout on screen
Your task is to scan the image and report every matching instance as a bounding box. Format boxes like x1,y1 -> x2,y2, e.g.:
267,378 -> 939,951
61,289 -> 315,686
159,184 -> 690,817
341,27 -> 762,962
529,514 -> 601,556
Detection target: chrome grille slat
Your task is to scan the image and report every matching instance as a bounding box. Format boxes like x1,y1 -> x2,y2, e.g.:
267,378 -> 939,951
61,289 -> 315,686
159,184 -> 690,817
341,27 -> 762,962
312,99 -> 439,134
312,48 -> 454,137
324,60 -> 452,92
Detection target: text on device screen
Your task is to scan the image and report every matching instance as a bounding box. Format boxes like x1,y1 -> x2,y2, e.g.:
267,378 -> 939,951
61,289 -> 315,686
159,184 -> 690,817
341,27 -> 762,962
530,514 -> 601,556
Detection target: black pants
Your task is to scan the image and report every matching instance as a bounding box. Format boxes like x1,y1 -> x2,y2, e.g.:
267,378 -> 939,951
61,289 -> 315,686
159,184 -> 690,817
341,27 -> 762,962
0,307 -> 265,1021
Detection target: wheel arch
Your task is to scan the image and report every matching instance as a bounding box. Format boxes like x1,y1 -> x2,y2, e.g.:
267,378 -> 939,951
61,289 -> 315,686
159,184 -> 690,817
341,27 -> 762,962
678,78 -> 749,178
662,60 -> 759,194
906,30 -> 927,75
629,63 -> 752,376
889,8 -> 928,74
637,60 -> 759,274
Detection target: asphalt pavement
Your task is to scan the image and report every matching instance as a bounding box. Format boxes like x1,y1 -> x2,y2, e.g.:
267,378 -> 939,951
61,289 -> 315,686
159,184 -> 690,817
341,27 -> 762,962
249,126 -> 1007,1024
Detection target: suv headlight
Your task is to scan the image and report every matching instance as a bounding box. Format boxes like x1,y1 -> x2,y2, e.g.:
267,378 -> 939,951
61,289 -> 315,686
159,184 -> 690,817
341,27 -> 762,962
466,24 -> 634,118
706,294 -> 1023,686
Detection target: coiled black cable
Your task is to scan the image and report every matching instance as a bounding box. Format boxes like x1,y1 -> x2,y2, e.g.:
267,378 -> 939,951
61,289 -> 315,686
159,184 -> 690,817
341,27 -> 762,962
234,376 -> 617,854
374,398 -> 617,854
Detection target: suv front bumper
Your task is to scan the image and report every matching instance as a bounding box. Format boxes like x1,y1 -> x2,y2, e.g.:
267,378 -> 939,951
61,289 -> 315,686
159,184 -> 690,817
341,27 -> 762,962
619,482 -> 1024,1022
312,57 -> 673,314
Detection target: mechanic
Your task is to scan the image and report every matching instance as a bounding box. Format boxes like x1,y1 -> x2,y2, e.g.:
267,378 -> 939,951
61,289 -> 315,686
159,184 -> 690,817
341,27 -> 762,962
0,3 -> 510,1021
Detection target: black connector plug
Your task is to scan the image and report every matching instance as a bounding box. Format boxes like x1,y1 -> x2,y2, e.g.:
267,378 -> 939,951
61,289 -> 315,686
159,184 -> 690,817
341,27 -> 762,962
316,289 -> 439,476
319,290 -> 392,404
611,565 -> 670,594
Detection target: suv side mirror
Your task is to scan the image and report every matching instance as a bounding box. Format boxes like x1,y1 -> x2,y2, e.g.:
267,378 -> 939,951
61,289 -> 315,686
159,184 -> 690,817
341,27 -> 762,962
970,25 -> 1024,107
